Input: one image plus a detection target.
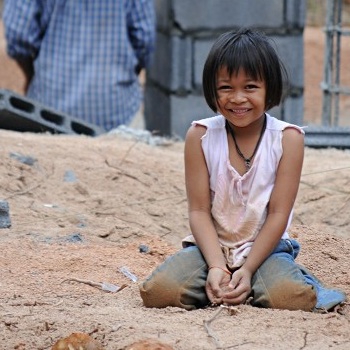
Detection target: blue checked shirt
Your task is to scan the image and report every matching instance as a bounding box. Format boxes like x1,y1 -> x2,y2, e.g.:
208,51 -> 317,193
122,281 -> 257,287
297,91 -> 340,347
3,0 -> 156,131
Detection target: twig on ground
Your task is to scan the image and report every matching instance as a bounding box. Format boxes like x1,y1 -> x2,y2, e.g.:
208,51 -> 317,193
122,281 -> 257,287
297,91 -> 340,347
203,306 -> 224,348
61,278 -> 127,293
4,183 -> 42,200
204,305 -> 242,349
119,140 -> 139,165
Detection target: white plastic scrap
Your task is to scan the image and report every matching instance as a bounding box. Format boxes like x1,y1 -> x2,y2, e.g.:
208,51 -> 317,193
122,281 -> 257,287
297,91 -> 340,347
119,266 -> 138,282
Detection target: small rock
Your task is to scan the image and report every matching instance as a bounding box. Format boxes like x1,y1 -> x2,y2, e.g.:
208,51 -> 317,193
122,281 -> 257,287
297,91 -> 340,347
0,200 -> 11,228
51,332 -> 104,350
9,152 -> 37,166
139,244 -> 150,253
64,233 -> 84,243
64,170 -> 78,182
125,339 -> 174,350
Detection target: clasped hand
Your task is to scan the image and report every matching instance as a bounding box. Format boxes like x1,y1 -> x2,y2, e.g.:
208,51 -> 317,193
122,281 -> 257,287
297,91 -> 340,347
206,266 -> 252,306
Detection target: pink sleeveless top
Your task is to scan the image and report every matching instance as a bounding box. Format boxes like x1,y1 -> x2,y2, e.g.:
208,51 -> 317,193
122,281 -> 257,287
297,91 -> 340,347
182,114 -> 304,268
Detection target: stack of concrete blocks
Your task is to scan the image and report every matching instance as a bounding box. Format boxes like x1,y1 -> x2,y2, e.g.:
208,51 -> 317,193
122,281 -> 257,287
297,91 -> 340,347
145,0 -> 306,139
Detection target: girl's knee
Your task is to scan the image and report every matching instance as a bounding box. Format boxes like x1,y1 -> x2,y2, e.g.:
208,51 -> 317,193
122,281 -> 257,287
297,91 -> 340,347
139,271 -> 207,310
139,247 -> 208,310
139,270 -> 184,309
252,279 -> 317,311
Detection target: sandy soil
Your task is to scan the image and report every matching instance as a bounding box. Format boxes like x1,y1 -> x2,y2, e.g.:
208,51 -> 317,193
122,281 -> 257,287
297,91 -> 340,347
0,24 -> 350,350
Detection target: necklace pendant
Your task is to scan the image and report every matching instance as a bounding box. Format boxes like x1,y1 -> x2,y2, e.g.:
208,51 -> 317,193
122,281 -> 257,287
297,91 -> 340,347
245,159 -> 251,171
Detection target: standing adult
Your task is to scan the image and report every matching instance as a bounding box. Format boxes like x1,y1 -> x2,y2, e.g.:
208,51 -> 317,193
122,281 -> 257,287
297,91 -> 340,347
3,0 -> 156,131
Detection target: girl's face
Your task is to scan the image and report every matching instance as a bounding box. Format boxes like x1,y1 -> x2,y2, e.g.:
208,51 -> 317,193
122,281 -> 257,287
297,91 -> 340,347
216,66 -> 266,128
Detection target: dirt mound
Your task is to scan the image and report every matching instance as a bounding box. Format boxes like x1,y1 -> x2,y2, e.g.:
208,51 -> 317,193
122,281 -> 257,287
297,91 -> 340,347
0,130 -> 349,349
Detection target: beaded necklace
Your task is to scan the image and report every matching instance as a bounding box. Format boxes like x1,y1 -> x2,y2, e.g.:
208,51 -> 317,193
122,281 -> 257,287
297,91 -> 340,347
226,115 -> 267,172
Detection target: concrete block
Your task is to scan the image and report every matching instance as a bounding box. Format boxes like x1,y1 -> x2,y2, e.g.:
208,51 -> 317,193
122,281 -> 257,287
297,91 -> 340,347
268,105 -> 282,121
193,38 -> 216,89
156,0 -> 305,33
144,85 -> 171,135
148,33 -> 192,93
154,0 -> 172,32
171,0 -> 284,32
304,126 -> 350,149
145,84 -> 213,138
170,94 -> 214,138
272,35 -> 304,89
268,95 -> 304,126
286,0 -> 307,29
283,95 -> 305,126
0,89 -> 105,136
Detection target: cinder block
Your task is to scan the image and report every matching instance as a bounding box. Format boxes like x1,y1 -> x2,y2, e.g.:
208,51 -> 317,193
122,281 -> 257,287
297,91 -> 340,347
156,0 -> 304,33
193,38 -> 217,89
0,89 -> 105,136
286,0 -> 307,29
171,0 -> 284,32
148,33 -> 192,93
170,94 -> 213,138
272,35 -> 304,89
283,94 -> 304,126
155,0 -> 172,32
304,126 -> 350,149
268,105 -> 282,121
144,85 -> 171,135
144,84 -> 212,138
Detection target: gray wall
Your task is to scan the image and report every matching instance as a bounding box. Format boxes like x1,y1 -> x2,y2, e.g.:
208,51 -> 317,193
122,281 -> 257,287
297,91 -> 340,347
145,0 -> 306,138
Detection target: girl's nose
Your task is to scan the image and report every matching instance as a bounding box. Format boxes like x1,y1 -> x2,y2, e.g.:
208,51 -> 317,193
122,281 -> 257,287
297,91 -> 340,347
229,91 -> 247,103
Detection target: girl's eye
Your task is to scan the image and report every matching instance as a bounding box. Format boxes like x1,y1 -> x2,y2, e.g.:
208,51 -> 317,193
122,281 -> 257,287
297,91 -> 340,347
217,85 -> 231,90
246,84 -> 258,90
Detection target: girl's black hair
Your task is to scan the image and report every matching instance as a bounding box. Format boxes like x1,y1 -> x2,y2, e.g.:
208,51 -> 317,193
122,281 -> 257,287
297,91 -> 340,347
202,27 -> 289,112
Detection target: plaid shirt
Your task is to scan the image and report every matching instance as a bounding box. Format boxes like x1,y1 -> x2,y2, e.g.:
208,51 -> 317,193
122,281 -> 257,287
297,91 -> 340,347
3,0 -> 156,131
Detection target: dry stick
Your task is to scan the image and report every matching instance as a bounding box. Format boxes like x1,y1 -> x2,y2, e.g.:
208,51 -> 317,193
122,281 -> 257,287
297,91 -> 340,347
302,166 -> 350,177
119,140 -> 139,165
203,306 -> 225,349
104,139 -> 139,171
4,183 -> 42,200
105,158 -> 149,186
204,305 -> 242,349
61,278 -> 127,293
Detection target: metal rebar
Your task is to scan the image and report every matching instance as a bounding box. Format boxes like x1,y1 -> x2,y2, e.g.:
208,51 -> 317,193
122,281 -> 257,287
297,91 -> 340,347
334,0 -> 342,125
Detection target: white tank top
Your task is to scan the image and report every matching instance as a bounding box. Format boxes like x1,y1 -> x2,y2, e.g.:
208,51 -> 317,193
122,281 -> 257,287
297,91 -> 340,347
182,113 -> 304,268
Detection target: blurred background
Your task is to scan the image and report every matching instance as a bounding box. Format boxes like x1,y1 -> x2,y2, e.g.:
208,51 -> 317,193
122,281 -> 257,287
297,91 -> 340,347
0,0 -> 349,136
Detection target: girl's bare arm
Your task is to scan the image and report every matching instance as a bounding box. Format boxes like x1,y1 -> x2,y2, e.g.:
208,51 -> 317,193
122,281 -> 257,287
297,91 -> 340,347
184,124 -> 227,270
243,127 -> 304,274
223,127 -> 304,304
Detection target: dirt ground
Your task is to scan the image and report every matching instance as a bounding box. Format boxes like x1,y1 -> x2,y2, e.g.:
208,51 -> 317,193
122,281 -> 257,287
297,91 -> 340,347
0,23 -> 350,350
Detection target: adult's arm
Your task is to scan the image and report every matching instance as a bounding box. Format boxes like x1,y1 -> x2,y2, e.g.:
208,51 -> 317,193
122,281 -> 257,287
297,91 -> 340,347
127,0 -> 156,73
3,0 -> 46,91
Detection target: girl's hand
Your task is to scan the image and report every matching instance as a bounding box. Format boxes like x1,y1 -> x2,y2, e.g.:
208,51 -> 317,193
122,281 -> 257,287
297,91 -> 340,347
222,267 -> 252,305
206,267 -> 232,305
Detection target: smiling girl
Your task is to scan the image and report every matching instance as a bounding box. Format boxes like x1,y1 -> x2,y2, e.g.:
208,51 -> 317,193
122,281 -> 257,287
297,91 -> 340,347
139,28 -> 346,312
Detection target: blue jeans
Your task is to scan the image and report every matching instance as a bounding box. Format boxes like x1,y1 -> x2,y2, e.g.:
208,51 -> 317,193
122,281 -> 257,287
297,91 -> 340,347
139,239 -> 346,312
